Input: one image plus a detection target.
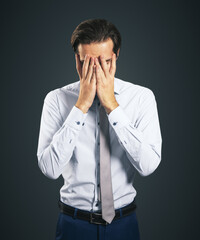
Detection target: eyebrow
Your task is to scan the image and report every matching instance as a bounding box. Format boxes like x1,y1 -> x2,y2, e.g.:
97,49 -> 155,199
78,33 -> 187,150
80,58 -> 112,63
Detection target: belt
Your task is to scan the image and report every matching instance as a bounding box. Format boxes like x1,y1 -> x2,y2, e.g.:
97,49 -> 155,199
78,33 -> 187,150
58,199 -> 137,225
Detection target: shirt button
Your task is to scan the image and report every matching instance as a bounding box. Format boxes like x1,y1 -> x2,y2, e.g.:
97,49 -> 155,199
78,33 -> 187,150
98,122 -> 100,125
98,102 -> 100,106
76,121 -> 80,125
98,183 -> 100,187
98,162 -> 100,166
98,142 -> 100,145
95,202 -> 99,206
113,122 -> 118,126
82,122 -> 85,126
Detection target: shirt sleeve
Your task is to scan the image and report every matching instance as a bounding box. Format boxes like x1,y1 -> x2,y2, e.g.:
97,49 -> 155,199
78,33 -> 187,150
107,89 -> 162,176
36,90 -> 88,179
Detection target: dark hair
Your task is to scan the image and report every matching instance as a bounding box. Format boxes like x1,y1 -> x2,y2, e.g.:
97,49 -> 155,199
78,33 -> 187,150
70,18 -> 121,57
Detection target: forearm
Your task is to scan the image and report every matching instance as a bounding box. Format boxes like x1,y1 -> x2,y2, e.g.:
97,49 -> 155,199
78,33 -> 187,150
115,126 -> 161,176
37,124 -> 80,179
37,101 -> 88,179
108,105 -> 162,176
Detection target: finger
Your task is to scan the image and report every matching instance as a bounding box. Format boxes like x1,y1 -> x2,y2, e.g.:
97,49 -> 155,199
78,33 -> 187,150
75,54 -> 82,79
95,59 -> 103,82
94,57 -> 104,80
99,55 -> 109,78
82,54 -> 90,79
86,57 -> 94,82
110,53 -> 116,77
91,65 -> 96,83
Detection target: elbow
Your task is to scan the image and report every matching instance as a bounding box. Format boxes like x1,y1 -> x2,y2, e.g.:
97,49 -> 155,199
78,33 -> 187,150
138,155 -> 161,177
138,169 -> 156,177
37,154 -> 60,180
41,168 -> 60,180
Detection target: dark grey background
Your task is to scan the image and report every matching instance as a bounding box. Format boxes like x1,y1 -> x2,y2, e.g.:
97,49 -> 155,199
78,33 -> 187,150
1,0 -> 199,239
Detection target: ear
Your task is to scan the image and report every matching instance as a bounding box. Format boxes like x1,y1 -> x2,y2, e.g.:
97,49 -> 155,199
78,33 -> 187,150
116,48 -> 120,59
75,53 -> 82,79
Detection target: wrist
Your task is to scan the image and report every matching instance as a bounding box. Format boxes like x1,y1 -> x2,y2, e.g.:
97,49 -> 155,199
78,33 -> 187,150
75,102 -> 89,114
104,101 -> 119,115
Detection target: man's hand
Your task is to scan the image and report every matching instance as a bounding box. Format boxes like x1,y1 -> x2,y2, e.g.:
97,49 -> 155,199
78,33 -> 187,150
75,54 -> 96,113
94,53 -> 119,114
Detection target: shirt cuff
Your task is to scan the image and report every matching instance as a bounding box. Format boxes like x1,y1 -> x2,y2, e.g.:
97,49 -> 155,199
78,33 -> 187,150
107,105 -> 131,129
63,105 -> 88,130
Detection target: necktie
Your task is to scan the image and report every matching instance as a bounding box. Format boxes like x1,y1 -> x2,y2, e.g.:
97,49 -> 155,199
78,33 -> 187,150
99,104 -> 115,224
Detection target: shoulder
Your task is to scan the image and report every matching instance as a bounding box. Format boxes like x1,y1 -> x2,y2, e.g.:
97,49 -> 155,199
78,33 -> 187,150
44,80 -> 80,103
115,76 -> 155,100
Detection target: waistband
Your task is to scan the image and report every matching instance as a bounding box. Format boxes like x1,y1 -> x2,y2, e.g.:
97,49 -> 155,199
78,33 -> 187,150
58,199 -> 137,225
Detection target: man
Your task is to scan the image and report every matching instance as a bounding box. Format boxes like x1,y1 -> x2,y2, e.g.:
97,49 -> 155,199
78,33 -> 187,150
37,18 -> 162,240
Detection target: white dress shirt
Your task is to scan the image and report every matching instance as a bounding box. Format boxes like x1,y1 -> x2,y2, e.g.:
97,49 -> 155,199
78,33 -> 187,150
37,77 -> 162,212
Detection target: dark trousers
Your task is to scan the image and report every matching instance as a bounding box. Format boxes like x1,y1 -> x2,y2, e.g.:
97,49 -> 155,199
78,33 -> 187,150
55,204 -> 141,240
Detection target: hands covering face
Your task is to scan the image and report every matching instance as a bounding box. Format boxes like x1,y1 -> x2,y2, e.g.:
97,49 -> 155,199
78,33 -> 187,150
76,53 -> 117,82
75,52 -> 118,114
94,54 -> 117,107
